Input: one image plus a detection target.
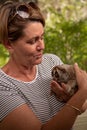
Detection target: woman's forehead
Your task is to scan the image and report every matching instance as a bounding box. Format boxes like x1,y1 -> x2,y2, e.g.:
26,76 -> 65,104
23,22 -> 44,36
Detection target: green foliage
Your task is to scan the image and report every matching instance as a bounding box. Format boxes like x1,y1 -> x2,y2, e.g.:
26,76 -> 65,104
0,0 -> 87,71
0,44 -> 9,67
44,4 -> 87,70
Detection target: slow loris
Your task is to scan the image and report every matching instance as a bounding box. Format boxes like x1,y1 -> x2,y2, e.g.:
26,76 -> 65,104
51,64 -> 78,96
52,64 -> 87,111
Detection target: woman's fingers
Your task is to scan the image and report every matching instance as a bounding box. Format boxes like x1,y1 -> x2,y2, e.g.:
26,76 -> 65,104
51,80 -> 71,102
51,80 -> 64,97
74,63 -> 87,90
61,83 -> 70,94
51,80 -> 63,91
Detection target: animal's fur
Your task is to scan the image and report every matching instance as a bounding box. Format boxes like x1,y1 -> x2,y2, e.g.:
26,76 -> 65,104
52,64 -> 87,110
51,64 -> 78,96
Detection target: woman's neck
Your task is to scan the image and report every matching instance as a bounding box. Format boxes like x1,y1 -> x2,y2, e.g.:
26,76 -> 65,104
1,58 -> 37,82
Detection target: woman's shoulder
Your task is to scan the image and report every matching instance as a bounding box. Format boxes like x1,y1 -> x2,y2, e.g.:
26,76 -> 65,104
43,53 -> 58,58
0,68 -> 9,82
42,53 -> 63,65
0,68 -> 17,90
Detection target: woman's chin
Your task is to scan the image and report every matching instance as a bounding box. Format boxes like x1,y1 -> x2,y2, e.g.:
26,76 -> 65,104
35,58 -> 42,65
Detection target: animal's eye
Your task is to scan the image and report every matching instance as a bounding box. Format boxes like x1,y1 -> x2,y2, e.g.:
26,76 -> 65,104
55,71 -> 59,77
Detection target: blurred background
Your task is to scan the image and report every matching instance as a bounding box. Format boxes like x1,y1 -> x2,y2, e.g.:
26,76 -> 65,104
0,0 -> 87,71
0,0 -> 87,130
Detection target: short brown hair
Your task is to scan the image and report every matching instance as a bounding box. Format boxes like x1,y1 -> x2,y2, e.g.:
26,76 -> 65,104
0,1 -> 45,44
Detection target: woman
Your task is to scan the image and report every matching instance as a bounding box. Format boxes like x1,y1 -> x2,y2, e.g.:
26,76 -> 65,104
0,1 -> 87,130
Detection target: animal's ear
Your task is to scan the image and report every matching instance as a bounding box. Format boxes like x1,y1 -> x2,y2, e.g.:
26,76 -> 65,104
68,66 -> 76,79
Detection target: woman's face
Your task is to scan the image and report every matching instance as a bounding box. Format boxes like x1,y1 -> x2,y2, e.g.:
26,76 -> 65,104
10,22 -> 45,67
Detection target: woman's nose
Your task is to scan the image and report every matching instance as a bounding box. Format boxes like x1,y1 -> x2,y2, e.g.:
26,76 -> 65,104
37,43 -> 45,50
37,38 -> 45,50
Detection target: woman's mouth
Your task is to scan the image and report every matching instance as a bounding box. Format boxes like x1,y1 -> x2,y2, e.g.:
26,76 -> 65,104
34,53 -> 43,59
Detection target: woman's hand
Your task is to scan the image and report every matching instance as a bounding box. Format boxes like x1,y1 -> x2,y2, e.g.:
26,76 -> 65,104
51,80 -> 71,102
74,63 -> 87,111
74,63 -> 87,91
51,63 -> 87,103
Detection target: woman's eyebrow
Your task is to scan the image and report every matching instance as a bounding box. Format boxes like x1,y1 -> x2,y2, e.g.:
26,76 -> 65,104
29,32 -> 45,40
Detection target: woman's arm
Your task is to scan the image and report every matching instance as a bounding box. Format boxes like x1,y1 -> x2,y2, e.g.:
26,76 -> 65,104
0,92 -> 87,130
0,90 -> 86,130
0,104 -> 42,130
0,63 -> 87,130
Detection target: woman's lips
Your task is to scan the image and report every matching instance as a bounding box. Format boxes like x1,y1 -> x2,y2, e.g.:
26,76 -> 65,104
34,53 -> 43,58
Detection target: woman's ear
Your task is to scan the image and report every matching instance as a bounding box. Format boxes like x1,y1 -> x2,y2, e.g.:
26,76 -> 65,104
4,41 -> 14,53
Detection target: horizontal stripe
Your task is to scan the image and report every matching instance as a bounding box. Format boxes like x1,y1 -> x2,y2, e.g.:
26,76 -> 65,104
0,54 -> 65,124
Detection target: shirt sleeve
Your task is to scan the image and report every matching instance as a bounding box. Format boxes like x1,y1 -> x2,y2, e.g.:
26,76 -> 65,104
0,84 -> 26,122
43,53 -> 63,66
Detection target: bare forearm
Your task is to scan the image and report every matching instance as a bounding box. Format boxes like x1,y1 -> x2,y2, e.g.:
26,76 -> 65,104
42,90 -> 87,130
42,107 -> 77,130
1,91 -> 87,130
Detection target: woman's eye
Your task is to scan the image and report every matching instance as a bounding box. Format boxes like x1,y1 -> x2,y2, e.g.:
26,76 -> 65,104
27,39 -> 36,44
26,35 -> 44,44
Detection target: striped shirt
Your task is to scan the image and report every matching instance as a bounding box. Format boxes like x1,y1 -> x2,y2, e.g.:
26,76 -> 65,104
0,53 -> 65,123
